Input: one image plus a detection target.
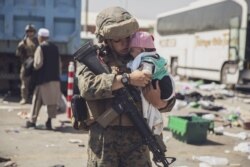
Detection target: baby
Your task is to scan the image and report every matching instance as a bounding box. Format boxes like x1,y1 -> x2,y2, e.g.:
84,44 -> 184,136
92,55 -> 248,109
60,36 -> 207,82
127,31 -> 175,135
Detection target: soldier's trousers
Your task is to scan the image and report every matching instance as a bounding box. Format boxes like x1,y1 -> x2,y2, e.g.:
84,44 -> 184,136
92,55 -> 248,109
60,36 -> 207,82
87,123 -> 152,167
20,65 -> 30,101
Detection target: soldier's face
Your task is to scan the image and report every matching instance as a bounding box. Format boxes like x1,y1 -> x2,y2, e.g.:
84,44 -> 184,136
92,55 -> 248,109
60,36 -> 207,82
110,37 -> 130,56
26,30 -> 35,37
26,31 -> 35,38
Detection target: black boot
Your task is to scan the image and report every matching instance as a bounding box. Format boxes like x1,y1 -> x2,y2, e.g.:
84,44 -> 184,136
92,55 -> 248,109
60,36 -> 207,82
45,118 -> 52,130
26,121 -> 36,128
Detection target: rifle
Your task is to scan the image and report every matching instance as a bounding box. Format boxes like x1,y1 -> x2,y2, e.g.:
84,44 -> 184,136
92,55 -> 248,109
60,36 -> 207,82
73,42 -> 176,167
113,87 -> 176,166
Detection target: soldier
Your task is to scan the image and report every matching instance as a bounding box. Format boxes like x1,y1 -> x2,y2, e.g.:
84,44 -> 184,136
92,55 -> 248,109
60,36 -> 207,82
76,7 -> 170,167
16,24 -> 38,104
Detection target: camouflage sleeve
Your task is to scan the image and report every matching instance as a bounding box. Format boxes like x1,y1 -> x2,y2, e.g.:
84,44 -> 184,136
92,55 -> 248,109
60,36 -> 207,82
76,62 -> 116,100
16,41 -> 25,57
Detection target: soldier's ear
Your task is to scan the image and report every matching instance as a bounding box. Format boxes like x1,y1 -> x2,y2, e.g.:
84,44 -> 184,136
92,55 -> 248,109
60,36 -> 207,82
105,40 -> 112,47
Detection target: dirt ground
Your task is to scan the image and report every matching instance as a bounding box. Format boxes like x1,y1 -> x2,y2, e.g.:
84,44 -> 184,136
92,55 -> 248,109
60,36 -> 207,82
0,85 -> 250,167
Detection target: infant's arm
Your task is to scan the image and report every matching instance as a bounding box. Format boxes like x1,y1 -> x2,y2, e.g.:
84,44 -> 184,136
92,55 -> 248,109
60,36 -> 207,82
140,61 -> 154,76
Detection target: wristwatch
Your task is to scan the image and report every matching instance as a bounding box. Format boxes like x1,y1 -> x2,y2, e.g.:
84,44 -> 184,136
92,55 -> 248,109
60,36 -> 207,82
121,73 -> 130,86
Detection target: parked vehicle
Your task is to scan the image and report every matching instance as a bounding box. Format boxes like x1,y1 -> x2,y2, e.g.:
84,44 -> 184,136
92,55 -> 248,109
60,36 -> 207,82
0,0 -> 81,94
154,0 -> 250,89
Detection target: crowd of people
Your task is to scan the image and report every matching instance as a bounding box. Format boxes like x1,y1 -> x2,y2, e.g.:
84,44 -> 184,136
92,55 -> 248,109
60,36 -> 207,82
16,6 -> 175,167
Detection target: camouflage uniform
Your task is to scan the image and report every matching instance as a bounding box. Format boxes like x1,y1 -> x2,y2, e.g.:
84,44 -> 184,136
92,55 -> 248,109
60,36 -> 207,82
16,25 -> 38,103
76,7 -> 152,167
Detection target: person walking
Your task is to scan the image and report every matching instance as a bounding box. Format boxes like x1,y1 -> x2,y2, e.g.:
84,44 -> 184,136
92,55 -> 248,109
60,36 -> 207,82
76,6 -> 171,167
16,24 -> 38,104
25,28 -> 61,130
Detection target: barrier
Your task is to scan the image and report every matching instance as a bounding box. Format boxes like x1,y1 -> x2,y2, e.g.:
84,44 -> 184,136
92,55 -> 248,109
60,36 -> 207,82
67,61 -> 75,118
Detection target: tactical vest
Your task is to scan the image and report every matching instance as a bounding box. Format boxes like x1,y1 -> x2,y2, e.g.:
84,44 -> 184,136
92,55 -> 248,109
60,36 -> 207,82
24,37 -> 38,57
19,37 -> 38,63
36,42 -> 60,85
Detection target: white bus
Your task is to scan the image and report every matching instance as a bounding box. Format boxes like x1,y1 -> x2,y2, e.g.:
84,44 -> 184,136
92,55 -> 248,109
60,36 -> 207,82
154,0 -> 250,87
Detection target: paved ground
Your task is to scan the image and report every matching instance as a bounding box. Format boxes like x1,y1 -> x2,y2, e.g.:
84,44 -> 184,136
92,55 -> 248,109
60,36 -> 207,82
0,87 -> 250,167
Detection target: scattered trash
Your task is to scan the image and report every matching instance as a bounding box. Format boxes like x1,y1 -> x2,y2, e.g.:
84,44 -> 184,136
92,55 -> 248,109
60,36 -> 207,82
233,142 -> 250,153
17,111 -> 30,119
176,81 -> 197,93
228,113 -> 240,122
201,95 -> 215,102
2,101 -> 9,104
224,150 -> 231,154
201,114 -> 215,121
69,139 -> 82,144
5,128 -> 20,133
176,91 -> 202,103
229,163 -> 241,166
199,162 -> 211,167
3,161 -> 17,167
163,135 -> 171,143
50,165 -> 65,167
198,82 -> 226,91
231,121 -> 241,127
7,108 -> 13,112
223,131 -> 248,140
213,93 -> 226,100
241,120 -> 250,130
192,155 -> 229,166
217,89 -> 235,98
78,144 -> 85,147
199,101 -> 224,111
59,120 -> 72,124
172,100 -> 187,110
45,144 -> 56,147
243,99 -> 250,104
214,126 -> 224,135
188,101 -> 200,108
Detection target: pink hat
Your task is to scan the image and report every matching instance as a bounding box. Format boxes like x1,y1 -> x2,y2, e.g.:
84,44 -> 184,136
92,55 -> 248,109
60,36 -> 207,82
130,31 -> 155,49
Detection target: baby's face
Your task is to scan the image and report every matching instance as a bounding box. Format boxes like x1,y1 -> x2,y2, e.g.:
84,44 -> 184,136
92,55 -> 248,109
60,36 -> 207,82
130,47 -> 142,58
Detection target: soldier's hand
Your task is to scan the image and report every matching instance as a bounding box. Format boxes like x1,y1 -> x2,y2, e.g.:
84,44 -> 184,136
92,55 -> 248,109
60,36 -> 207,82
129,70 -> 151,87
17,45 -> 26,56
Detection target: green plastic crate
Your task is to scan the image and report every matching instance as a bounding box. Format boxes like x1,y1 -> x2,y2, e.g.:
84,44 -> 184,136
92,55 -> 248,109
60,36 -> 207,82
168,116 -> 211,144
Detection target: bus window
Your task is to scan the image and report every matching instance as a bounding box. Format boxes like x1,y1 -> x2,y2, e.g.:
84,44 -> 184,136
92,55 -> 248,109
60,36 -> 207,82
155,0 -> 250,86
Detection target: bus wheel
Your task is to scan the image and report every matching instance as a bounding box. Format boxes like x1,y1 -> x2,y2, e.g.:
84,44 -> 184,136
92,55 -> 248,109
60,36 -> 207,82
171,58 -> 178,76
221,63 -> 234,88
221,64 -> 230,84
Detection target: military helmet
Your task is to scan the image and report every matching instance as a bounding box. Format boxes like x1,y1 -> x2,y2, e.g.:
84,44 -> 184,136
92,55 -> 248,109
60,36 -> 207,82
25,24 -> 36,32
95,6 -> 139,42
